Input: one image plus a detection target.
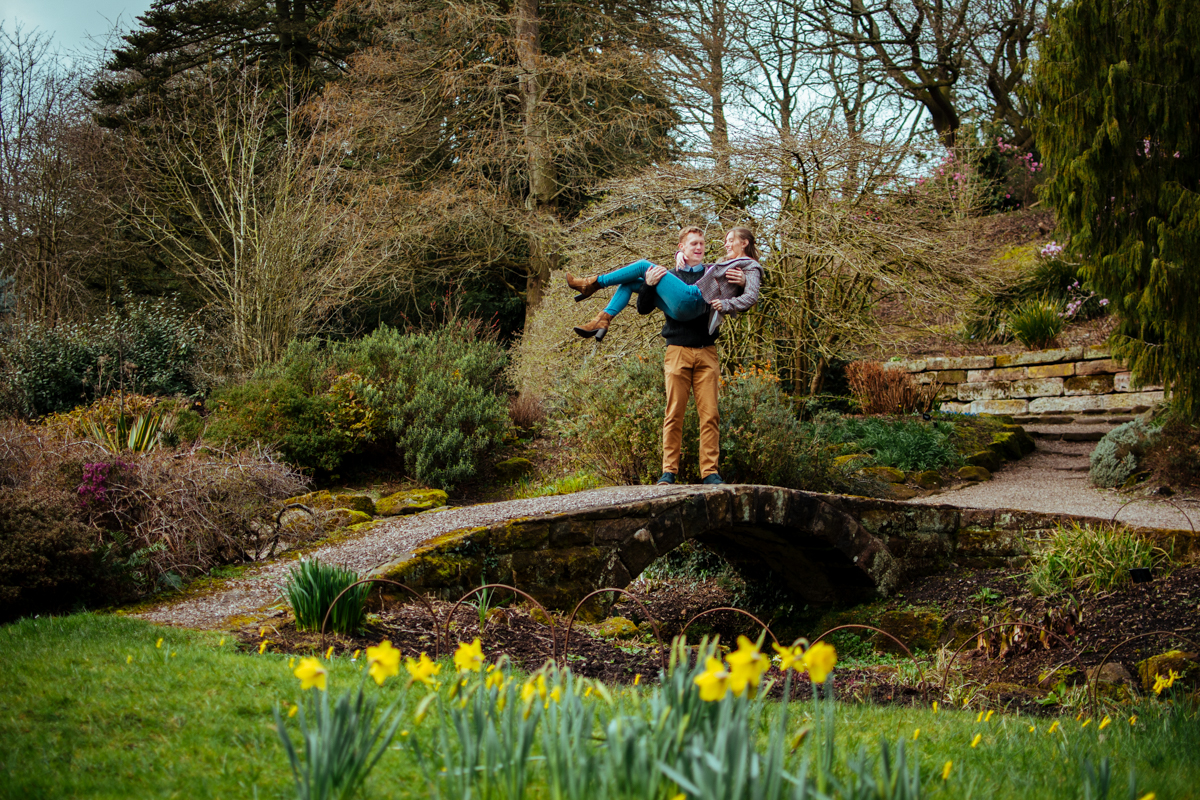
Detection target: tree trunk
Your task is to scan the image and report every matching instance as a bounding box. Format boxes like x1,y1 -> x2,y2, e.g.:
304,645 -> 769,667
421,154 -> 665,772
514,0 -> 556,323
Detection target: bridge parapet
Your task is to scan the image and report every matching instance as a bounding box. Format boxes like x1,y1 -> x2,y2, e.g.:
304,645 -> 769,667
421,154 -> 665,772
373,485 -> 1143,619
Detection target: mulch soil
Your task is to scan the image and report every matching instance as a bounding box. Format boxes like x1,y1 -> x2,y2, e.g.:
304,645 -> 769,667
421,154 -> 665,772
246,564 -> 1199,712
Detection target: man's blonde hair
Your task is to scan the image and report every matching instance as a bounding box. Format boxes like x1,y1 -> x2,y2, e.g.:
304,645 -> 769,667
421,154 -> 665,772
678,226 -> 705,245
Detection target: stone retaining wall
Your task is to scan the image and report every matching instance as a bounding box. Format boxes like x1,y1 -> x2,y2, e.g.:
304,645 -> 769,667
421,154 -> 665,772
889,346 -> 1166,417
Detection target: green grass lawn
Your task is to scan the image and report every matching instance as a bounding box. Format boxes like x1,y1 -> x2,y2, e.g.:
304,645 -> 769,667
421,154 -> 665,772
2,614 -> 1195,799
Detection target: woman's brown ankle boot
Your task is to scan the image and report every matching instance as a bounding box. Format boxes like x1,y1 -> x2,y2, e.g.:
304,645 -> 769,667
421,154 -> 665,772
565,273 -> 602,302
573,311 -> 613,341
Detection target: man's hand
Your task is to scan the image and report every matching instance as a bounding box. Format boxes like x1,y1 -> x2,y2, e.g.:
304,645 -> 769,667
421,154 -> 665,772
645,265 -> 668,286
727,267 -> 745,287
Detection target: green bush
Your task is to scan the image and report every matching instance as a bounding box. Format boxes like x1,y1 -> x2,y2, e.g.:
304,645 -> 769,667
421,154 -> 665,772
0,299 -> 206,416
284,558 -> 371,634
0,487 -> 97,621
964,256 -> 1086,343
1026,522 -> 1174,595
815,415 -> 961,472
1090,418 -> 1163,488
204,322 -> 510,487
1008,298 -> 1064,350
719,373 -> 831,488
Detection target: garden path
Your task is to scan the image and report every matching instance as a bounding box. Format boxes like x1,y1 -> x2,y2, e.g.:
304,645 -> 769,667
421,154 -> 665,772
909,425 -> 1197,532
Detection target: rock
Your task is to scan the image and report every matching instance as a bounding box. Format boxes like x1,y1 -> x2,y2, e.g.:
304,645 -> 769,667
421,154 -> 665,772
908,470 -> 944,490
376,488 -> 449,516
989,432 -> 1025,460
1136,650 -> 1199,693
329,508 -> 373,528
965,449 -> 1002,472
878,484 -> 921,501
284,491 -> 375,515
596,617 -> 640,639
956,465 -> 992,482
860,465 -> 905,484
834,454 -> 872,470
1086,662 -> 1137,701
494,457 -> 534,480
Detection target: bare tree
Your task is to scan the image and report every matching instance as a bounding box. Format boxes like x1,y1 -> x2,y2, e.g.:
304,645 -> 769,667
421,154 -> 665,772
788,0 -> 1049,147
0,26 -> 119,323
126,66 -> 395,367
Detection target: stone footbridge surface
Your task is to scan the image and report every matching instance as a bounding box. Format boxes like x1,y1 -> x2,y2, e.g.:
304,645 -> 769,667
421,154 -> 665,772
132,484 -> 1197,630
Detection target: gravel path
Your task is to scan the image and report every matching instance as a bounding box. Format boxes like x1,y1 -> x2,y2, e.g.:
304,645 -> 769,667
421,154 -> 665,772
130,484 -> 687,630
909,438 -> 1199,531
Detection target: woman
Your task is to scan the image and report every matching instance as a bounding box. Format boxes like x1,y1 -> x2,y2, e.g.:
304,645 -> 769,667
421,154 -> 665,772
567,227 -> 763,341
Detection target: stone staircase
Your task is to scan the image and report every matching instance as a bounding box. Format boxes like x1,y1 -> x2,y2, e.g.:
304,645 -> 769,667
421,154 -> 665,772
1010,412 -> 1129,478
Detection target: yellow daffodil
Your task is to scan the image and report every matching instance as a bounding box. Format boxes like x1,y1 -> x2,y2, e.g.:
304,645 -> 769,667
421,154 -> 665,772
287,704 -> 298,718
218,637 -> 225,646
802,642 -> 837,684
985,710 -> 994,722
932,701 -> 939,714
1153,669 -> 1180,695
942,761 -> 952,780
325,646 -> 335,659
352,649 -> 361,661
633,673 -> 641,686
772,642 -> 805,673
549,686 -> 563,705
1082,718 -> 1091,728
126,655 -> 132,664
671,794 -> 687,800
913,728 -> 920,740
1047,721 -> 1060,734
789,728 -> 810,751
367,640 -> 402,686
1099,716 -> 1111,731
694,656 -> 731,702
454,639 -> 485,673
1028,725 -> 1036,733
726,636 -> 770,695
289,657 -> 295,668
404,653 -> 441,686
976,711 -> 984,723
259,626 -> 267,637
1138,793 -> 1156,800
258,640 -> 269,654
970,734 -> 982,748
486,669 -> 505,691
294,657 -> 327,691
522,674 -> 549,702
1129,715 -> 1138,725
156,638 -> 163,648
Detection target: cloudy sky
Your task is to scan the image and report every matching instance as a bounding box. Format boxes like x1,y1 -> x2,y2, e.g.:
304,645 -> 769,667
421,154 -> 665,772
3,0 -> 153,61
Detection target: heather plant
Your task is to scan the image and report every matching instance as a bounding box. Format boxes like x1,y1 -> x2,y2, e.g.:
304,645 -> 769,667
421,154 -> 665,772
284,559 -> 371,635
1089,418 -> 1163,488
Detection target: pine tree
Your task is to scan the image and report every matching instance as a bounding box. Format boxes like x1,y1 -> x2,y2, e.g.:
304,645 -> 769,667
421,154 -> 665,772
1032,0 -> 1200,419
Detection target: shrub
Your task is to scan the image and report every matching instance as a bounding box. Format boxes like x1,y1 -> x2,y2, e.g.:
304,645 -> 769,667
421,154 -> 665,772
1027,522 -> 1174,595
0,487 -> 97,621
1143,413 -> 1200,489
963,254 -> 1103,342
845,361 -> 940,415
0,299 -> 206,417
284,558 -> 370,634
719,372 -> 831,488
205,322 -> 510,487
1090,418 -> 1163,488
815,414 -> 961,472
1008,298 -> 1064,350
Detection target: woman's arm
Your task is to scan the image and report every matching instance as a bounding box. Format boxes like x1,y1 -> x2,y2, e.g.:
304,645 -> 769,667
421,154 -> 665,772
719,262 -> 762,313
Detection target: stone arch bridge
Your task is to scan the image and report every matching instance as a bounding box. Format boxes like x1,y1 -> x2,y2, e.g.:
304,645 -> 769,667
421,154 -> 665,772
379,485 -> 1090,619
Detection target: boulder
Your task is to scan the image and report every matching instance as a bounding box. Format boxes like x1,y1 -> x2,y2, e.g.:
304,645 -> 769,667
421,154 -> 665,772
878,484 -> 921,501
1136,650 -> 1199,693
965,449 -> 1002,472
908,470 -> 944,490
377,488 -> 449,516
284,491 -> 375,516
860,466 -> 905,484
873,610 -> 944,652
956,465 -> 992,482
833,454 -> 872,470
329,508 -> 373,528
596,617 -> 640,639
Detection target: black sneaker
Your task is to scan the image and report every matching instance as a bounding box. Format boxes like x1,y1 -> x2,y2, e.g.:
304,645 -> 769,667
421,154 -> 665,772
655,472 -> 676,485
700,473 -> 725,485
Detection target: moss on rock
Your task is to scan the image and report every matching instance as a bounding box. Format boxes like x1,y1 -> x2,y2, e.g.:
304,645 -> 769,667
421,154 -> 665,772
495,457 -> 534,480
376,489 -> 448,516
1136,650 -> 1199,692
596,617 -> 640,639
957,465 -> 992,482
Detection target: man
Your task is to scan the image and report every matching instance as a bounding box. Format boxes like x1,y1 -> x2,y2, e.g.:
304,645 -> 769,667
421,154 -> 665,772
638,227 -> 745,485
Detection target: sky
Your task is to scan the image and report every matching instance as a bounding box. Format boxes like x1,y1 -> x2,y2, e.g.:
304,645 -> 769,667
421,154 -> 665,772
3,0 -> 153,63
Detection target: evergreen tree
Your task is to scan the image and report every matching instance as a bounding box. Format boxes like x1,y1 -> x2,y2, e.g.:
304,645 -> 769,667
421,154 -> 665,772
1032,0 -> 1200,419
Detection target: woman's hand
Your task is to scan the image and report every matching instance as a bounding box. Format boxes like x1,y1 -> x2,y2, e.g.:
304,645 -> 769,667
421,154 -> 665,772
727,268 -> 745,287
675,250 -> 687,269
710,299 -> 725,312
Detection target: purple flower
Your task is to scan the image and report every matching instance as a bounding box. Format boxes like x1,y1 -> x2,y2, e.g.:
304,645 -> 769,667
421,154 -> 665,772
1099,298 -> 1109,307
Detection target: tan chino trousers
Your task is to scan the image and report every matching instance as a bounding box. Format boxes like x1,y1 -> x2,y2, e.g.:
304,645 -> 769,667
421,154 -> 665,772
662,345 -> 720,478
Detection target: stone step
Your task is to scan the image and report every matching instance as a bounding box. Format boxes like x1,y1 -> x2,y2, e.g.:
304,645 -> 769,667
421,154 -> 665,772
1030,429 -> 1109,442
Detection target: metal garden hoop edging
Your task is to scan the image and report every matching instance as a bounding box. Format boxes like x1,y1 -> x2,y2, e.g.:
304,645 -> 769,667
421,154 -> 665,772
1111,497 -> 1195,533
443,584 -> 560,665
680,607 -> 779,647
270,503 -> 317,560
1088,630 -> 1200,707
319,578 -> 441,656
811,624 -> 930,705
936,621 -> 1082,705
562,588 -> 667,671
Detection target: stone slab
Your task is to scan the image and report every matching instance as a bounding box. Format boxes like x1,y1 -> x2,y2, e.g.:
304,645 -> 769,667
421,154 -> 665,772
1114,372 -> 1164,392
994,347 -> 1084,367
1075,358 -> 1122,376
1104,390 -> 1165,409
968,367 -> 1027,382
939,401 -> 971,414
935,369 -> 968,384
1007,378 -> 1064,398
1028,395 -> 1105,414
967,398 -> 1029,415
925,355 -> 996,370
1065,374 -> 1115,395
957,381 -> 1011,401
1027,363 -> 1075,378
1082,345 -> 1112,359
